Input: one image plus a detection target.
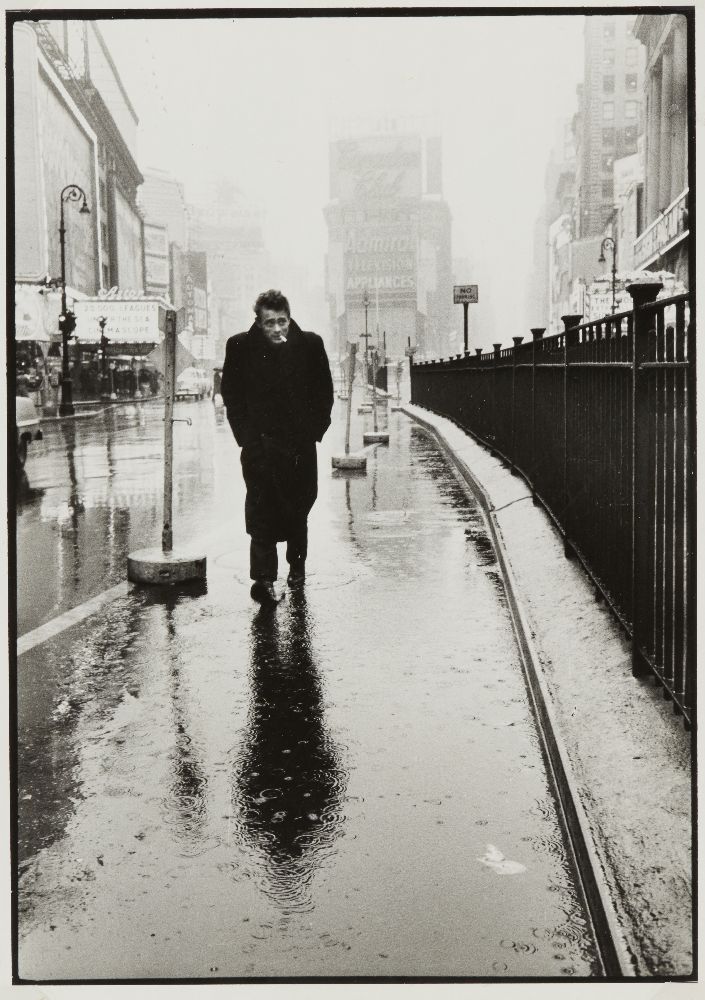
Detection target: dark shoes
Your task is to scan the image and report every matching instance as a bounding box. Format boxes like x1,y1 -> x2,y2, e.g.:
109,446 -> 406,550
287,564 -> 306,586
250,580 -> 283,604
250,566 -> 304,604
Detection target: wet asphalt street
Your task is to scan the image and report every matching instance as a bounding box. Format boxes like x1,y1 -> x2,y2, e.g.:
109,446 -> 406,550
16,392 -> 600,979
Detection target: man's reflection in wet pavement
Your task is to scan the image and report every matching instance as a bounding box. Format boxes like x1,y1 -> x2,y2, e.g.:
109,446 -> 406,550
231,591 -> 346,912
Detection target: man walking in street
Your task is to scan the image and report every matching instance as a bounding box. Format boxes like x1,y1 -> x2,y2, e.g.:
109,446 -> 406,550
221,290 -> 334,604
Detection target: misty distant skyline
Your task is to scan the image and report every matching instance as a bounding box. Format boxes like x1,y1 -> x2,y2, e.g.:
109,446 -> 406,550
99,12 -> 590,346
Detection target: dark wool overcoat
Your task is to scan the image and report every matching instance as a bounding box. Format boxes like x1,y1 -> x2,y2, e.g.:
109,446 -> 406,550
220,319 -> 334,542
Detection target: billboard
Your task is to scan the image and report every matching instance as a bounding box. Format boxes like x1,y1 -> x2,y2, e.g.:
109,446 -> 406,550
144,223 -> 168,258
115,189 -> 144,292
13,25 -> 46,281
330,134 -> 422,201
74,297 -> 164,344
344,226 -> 416,294
37,65 -> 97,294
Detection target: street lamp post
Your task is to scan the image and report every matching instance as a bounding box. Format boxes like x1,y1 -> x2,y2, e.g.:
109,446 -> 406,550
58,184 -> 90,416
598,236 -> 618,314
360,289 -> 371,390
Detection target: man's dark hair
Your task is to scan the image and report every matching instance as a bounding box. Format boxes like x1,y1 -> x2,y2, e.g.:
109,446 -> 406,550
254,289 -> 290,318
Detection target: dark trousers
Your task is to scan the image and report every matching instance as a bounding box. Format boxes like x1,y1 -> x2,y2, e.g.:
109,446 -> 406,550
250,521 -> 307,581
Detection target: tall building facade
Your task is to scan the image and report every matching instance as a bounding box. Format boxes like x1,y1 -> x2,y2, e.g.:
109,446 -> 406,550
187,180 -> 270,363
33,19 -> 145,294
13,19 -> 146,399
139,168 -> 189,252
527,116 -> 577,329
324,126 -> 452,360
633,13 -> 689,286
574,15 -> 645,240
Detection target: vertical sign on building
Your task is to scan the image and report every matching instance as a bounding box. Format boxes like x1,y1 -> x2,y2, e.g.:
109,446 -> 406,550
182,250 -> 209,360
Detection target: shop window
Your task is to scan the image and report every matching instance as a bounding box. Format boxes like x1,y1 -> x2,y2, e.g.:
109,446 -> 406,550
603,102 -> 615,121
603,74 -> 615,93
626,73 -> 638,92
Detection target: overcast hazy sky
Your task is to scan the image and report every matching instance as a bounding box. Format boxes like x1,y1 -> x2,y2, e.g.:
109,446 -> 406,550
101,13 -> 586,343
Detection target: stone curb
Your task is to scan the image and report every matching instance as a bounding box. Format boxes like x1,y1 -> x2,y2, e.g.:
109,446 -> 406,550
401,404 -> 693,978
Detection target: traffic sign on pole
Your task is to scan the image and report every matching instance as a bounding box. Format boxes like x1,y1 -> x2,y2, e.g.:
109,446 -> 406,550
453,285 -> 479,304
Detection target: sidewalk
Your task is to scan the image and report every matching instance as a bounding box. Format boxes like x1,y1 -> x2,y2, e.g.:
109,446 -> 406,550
402,403 -> 692,977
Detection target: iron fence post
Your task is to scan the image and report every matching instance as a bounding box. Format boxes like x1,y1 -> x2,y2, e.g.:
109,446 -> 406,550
511,336 -> 523,471
627,281 -> 663,677
530,328 -> 545,504
561,315 -> 583,558
492,343 -> 501,455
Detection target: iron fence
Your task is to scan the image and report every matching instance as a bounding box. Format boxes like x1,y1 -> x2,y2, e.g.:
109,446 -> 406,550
410,282 -> 694,725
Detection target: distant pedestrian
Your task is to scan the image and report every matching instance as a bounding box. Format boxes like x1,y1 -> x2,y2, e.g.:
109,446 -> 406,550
220,289 -> 334,604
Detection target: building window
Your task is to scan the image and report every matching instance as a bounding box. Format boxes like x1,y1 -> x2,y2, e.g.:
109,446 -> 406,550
603,102 -> 615,121
623,125 -> 638,148
626,46 -> 638,66
602,127 -> 615,144
603,49 -> 615,67
603,21 -> 615,38
602,154 -> 614,172
625,100 -> 638,119
602,181 -> 613,199
603,74 -> 615,93
625,73 -> 638,92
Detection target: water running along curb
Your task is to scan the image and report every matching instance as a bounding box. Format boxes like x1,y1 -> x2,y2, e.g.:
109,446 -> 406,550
403,406 -> 635,978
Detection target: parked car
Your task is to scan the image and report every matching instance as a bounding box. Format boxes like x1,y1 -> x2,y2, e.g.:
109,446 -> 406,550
175,367 -> 210,401
16,394 -> 42,470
